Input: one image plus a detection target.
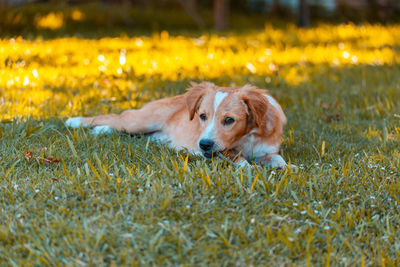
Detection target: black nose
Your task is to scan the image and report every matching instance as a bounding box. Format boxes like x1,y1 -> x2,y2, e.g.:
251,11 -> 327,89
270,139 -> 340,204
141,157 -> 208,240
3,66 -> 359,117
199,139 -> 214,151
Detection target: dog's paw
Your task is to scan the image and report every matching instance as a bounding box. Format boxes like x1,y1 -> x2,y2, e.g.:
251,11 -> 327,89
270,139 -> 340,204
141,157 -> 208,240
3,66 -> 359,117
237,160 -> 252,168
91,125 -> 113,135
266,155 -> 287,169
288,164 -> 298,171
65,117 -> 82,128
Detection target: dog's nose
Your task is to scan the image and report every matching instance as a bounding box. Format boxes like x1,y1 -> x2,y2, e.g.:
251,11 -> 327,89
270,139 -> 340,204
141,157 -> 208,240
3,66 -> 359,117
199,139 -> 214,151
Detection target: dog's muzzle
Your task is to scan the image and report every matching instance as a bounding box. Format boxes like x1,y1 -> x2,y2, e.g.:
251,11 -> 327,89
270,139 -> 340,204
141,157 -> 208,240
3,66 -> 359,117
199,139 -> 219,159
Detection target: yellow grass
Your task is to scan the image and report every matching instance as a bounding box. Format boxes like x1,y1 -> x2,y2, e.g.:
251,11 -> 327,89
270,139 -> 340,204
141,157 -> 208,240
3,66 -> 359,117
1,23 -> 399,120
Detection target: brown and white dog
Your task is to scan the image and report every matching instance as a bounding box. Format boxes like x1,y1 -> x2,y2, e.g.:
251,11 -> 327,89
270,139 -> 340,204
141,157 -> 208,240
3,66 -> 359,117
66,82 -> 287,168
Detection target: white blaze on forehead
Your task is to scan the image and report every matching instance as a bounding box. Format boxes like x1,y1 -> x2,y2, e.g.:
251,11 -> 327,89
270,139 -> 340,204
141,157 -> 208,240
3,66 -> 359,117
214,91 -> 228,111
264,94 -> 279,109
200,91 -> 228,140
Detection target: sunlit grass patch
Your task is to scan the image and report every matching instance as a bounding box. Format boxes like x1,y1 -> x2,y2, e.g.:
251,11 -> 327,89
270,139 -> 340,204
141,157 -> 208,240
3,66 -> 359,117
0,20 -> 400,265
1,23 -> 400,121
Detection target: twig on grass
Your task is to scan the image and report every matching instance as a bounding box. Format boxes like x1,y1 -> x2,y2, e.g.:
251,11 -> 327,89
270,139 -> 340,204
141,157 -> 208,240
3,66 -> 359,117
24,150 -> 60,164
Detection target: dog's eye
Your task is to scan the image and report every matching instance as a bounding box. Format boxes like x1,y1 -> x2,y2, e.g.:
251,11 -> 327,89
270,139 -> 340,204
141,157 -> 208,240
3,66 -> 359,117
199,113 -> 207,121
224,117 -> 235,125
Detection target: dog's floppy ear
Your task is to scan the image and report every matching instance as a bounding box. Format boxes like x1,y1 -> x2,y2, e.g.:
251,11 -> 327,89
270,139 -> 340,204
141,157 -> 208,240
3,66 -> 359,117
185,82 -> 212,120
240,85 -> 269,130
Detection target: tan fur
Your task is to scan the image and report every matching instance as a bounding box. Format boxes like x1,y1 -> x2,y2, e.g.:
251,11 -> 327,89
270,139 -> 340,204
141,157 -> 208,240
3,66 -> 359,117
66,82 -> 288,168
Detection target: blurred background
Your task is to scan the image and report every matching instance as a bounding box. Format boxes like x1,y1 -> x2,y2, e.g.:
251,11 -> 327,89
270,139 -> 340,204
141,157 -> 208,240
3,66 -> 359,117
1,0 -> 400,37
0,0 -> 399,120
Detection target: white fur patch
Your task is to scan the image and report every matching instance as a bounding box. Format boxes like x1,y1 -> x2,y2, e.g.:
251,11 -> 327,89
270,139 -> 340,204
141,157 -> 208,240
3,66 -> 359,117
237,160 -> 251,168
214,91 -> 228,111
267,155 -> 287,169
264,94 -> 279,109
91,125 -> 113,135
149,132 -> 170,144
252,143 -> 279,158
201,120 -> 215,140
65,117 -> 82,128
201,91 -> 228,140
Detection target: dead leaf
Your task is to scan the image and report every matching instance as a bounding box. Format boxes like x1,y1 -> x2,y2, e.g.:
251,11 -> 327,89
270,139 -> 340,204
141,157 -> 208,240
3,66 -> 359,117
24,150 -> 60,164
36,156 -> 61,164
46,156 -> 60,163
24,151 -> 33,162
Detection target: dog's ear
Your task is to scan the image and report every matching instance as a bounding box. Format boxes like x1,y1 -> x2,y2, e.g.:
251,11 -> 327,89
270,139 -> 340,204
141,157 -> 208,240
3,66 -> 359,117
240,85 -> 269,130
185,82 -> 211,120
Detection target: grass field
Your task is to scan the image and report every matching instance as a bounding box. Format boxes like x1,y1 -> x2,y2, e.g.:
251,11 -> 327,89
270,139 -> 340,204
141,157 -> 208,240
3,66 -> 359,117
1,7 -> 400,265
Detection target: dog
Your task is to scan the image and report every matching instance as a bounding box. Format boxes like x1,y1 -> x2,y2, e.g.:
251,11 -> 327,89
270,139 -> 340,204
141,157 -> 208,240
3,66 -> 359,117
66,82 -> 287,168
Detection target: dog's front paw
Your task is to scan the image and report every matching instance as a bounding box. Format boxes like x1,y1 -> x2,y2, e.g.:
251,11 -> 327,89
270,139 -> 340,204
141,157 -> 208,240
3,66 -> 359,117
236,160 -> 252,168
65,117 -> 82,128
266,155 -> 287,169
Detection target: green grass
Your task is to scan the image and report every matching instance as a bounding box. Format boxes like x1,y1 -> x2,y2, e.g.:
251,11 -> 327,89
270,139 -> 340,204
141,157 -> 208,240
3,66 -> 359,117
1,6 -> 400,265
1,64 -> 400,265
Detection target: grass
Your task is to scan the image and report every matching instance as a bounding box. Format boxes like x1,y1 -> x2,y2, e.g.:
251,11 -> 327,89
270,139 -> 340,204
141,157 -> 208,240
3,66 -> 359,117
1,6 -> 400,266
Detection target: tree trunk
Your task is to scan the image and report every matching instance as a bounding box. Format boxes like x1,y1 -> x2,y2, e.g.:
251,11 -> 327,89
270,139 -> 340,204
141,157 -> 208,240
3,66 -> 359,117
214,0 -> 229,31
298,0 -> 309,27
177,0 -> 205,28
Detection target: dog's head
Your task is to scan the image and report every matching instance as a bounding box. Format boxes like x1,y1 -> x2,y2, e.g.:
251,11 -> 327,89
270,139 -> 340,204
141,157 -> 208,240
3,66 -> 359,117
185,82 -> 281,159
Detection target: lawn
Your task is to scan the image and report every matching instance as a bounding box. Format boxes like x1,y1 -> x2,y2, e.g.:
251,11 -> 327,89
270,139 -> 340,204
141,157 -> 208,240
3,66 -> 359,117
1,6 -> 400,265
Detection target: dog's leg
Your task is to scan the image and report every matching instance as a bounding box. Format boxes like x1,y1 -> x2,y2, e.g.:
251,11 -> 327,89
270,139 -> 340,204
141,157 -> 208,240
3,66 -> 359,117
66,101 -> 174,135
66,114 -> 122,135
